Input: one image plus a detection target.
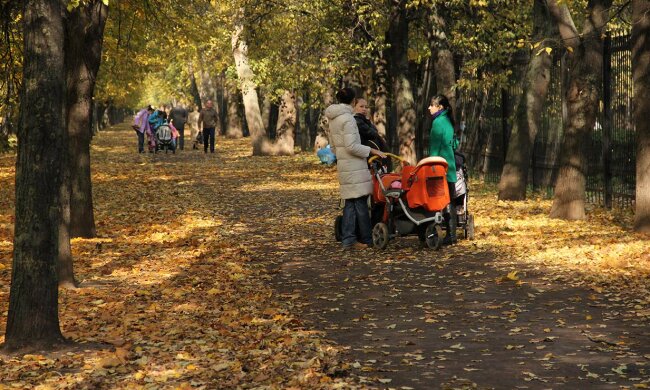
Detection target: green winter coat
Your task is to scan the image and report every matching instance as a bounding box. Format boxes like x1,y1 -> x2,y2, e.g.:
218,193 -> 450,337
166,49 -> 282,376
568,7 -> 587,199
428,110 -> 457,183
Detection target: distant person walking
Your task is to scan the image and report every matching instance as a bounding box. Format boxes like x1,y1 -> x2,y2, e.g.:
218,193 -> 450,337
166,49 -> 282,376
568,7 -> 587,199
132,105 -> 154,153
169,104 -> 188,150
198,100 -> 218,154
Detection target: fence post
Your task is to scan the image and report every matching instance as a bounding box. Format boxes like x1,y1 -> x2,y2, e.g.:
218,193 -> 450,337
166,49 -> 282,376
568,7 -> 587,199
603,32 -> 613,208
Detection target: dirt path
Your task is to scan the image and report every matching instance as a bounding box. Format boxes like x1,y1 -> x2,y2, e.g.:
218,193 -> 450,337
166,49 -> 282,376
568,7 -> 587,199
230,148 -> 650,388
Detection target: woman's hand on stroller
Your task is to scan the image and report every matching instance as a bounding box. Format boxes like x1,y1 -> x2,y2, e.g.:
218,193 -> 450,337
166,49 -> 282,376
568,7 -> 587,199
370,148 -> 387,159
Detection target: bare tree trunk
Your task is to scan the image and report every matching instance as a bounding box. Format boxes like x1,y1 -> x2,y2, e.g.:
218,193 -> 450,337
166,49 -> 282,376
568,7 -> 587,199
274,90 -> 296,156
315,88 -> 334,150
65,0 -> 107,246
3,0 -> 66,352
548,0 -> 612,220
373,51 -> 388,138
428,4 -> 456,115
633,0 -> 650,233
389,5 -> 417,165
231,9 -> 267,155
498,0 -> 556,200
226,86 -> 243,138
188,62 -> 202,112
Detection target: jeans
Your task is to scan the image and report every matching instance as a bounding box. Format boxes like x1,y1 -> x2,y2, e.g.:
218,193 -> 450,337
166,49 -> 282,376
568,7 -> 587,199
342,195 -> 372,246
445,182 -> 457,242
203,127 -> 215,153
135,130 -> 144,153
176,124 -> 185,150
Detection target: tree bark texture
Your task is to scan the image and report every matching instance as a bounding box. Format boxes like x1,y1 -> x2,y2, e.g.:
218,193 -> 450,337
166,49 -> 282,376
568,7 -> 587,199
549,0 -> 612,220
66,0 -> 107,240
632,0 -> 650,233
231,11 -> 268,155
273,90 -> 296,156
3,0 -> 66,351
226,87 -> 243,138
372,51 -> 389,138
188,63 -> 202,112
314,88 -> 334,150
388,5 -> 417,165
428,4 -> 456,115
498,0 -> 556,200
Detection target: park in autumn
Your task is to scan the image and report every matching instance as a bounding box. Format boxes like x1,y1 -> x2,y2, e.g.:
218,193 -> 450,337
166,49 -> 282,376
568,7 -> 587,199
1,0 -> 650,388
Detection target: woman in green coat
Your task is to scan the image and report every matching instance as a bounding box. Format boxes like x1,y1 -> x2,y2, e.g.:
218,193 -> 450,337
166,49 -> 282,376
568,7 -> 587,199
428,94 -> 457,245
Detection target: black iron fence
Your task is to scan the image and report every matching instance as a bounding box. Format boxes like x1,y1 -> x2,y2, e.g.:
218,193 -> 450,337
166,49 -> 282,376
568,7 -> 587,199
457,31 -> 635,209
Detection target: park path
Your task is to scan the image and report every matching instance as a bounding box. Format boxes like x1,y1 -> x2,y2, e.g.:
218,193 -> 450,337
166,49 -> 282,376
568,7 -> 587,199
1,124 -> 649,389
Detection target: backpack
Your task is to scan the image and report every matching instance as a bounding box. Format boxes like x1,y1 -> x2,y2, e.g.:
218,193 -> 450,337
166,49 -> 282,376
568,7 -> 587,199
156,124 -> 172,142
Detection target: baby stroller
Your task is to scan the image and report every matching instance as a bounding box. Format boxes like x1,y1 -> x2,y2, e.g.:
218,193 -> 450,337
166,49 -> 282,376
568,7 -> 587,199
155,122 -> 176,154
454,151 -> 475,240
334,153 -> 452,250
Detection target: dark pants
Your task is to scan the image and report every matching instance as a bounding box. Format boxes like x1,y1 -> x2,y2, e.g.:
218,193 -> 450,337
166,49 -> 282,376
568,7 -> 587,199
445,182 -> 457,242
342,195 -> 372,246
176,124 -> 185,150
203,127 -> 215,153
135,130 -> 144,153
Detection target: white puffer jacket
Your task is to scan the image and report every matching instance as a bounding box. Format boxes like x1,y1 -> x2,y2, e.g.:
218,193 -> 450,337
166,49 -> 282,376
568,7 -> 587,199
325,104 -> 373,200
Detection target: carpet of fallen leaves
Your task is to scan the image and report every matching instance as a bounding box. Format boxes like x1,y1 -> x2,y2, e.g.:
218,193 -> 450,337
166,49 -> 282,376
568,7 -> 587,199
1,122 -> 649,389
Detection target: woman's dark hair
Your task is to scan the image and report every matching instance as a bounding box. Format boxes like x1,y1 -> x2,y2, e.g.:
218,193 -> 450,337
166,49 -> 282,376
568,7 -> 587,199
431,94 -> 455,127
335,87 -> 356,105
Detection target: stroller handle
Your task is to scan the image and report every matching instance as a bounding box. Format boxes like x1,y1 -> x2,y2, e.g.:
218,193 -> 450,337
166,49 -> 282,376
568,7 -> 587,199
368,153 -> 406,165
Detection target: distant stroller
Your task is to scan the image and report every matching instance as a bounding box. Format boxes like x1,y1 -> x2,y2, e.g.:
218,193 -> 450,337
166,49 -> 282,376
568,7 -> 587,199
155,122 -> 176,154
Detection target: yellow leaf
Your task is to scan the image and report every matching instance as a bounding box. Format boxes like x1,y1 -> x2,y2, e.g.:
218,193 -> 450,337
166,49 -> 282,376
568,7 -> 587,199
566,46 -> 574,53
506,271 -> 519,281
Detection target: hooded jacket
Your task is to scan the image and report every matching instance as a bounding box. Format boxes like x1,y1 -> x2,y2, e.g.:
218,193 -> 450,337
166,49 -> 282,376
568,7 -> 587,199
325,104 -> 373,199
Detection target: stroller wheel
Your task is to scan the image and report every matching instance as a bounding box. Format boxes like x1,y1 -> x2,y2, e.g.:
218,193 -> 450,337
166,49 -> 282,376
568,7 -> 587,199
334,215 -> 343,242
465,214 -> 475,240
425,224 -> 443,250
372,223 -> 389,250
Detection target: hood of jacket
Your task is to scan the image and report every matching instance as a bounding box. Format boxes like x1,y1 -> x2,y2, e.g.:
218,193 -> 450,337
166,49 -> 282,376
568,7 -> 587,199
324,104 -> 352,121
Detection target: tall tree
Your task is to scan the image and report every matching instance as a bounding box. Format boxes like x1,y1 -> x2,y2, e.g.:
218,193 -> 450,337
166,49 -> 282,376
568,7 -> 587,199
388,2 -> 418,165
3,0 -> 66,351
66,0 -> 108,238
498,0 -> 557,200
548,0 -> 612,220
632,0 -> 650,233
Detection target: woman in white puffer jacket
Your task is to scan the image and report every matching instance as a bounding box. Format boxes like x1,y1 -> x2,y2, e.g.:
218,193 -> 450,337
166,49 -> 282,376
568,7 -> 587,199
325,88 -> 385,249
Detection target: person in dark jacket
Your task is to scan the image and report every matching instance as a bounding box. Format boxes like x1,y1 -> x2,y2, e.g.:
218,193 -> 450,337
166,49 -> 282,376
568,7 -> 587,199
169,104 -> 188,150
353,98 -> 391,170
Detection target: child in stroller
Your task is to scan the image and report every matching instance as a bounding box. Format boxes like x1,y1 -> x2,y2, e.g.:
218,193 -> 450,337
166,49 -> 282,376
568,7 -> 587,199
149,110 -> 179,154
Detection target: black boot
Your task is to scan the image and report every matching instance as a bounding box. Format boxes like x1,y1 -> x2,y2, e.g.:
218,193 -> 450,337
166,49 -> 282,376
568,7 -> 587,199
443,204 -> 458,245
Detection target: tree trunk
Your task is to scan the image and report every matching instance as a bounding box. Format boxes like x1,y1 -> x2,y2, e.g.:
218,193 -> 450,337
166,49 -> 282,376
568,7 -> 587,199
389,5 -> 417,165
3,0 -> 66,352
549,0 -> 611,220
633,0 -> 650,233
428,4 -> 456,115
66,0 -> 107,240
188,62 -> 202,112
231,9 -> 267,155
274,90 -> 296,156
372,51 -> 388,138
226,87 -> 243,138
498,0 -> 556,200
315,88 -> 334,150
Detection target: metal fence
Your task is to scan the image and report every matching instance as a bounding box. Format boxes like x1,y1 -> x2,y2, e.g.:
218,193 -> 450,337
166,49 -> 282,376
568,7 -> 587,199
457,31 -> 635,209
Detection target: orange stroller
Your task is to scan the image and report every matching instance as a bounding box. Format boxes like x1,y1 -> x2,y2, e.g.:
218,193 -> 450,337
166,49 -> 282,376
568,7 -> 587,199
369,154 -> 452,250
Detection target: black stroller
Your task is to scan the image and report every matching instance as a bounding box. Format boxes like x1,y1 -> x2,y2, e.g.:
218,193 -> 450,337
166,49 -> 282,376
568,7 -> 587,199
454,151 -> 475,240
